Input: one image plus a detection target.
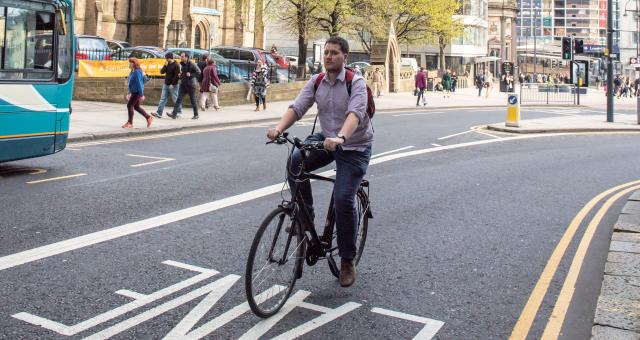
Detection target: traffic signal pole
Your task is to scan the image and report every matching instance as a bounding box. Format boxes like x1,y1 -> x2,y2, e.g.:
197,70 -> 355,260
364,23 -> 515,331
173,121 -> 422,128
606,0 -> 614,122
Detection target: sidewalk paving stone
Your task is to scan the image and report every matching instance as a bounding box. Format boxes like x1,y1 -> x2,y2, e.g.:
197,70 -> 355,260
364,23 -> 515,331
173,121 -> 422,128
592,325 -> 640,340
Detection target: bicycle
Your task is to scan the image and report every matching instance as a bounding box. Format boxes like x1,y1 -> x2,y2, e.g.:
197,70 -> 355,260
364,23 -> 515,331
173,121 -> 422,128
245,132 -> 373,318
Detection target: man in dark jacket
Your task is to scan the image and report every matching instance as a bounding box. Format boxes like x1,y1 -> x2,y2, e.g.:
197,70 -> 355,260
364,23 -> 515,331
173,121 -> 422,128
168,52 -> 201,119
475,73 -> 485,96
153,53 -> 181,118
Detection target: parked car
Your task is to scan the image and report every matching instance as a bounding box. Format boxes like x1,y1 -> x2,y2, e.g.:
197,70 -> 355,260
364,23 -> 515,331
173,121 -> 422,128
270,53 -> 290,68
400,57 -> 419,72
75,35 -> 112,60
111,47 -> 165,60
166,48 -> 210,62
211,46 -> 293,82
106,39 -> 131,51
347,61 -> 371,70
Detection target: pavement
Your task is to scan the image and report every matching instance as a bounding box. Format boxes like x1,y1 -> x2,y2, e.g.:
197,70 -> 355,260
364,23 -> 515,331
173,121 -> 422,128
592,192 -> 640,339
69,86 -> 640,142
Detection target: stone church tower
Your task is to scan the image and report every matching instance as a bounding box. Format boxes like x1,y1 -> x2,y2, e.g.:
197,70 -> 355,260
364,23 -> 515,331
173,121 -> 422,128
72,0 -> 265,49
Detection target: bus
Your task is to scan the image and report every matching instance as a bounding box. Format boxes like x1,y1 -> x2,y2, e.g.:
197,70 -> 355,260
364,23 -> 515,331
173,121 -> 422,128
0,0 -> 74,163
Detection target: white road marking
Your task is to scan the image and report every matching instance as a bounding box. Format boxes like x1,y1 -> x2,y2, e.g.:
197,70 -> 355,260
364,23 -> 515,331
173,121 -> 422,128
299,302 -> 332,313
182,285 -> 286,339
237,291 -> 311,340
437,130 -> 475,140
2,132 -> 638,272
84,274 -> 240,340
473,129 -> 503,139
26,173 -> 87,184
430,143 -> 442,147
371,146 -> 415,159
271,302 -> 362,340
13,260 -> 218,336
115,290 -> 148,300
371,307 -> 445,340
393,112 -> 443,117
127,154 -> 175,168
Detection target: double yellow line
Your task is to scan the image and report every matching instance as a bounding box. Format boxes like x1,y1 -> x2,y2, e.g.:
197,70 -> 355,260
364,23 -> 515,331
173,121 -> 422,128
510,179 -> 640,340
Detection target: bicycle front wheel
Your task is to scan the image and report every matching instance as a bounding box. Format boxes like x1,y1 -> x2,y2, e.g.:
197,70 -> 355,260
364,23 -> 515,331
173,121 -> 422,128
245,207 -> 306,318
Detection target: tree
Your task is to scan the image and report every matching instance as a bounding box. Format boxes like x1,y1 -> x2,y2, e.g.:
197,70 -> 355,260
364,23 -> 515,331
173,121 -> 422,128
425,0 -> 464,71
265,0 -> 323,76
313,0 -> 354,37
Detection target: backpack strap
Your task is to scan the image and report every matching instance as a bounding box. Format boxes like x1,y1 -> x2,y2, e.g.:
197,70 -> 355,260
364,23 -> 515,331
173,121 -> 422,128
344,69 -> 354,96
313,73 -> 325,92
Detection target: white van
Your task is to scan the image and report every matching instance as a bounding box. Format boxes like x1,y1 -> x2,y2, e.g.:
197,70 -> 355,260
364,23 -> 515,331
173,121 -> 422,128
401,57 -> 419,72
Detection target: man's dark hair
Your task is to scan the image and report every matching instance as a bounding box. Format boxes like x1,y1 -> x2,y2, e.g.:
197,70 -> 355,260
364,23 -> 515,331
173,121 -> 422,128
201,54 -> 209,61
325,37 -> 349,54
165,52 -> 174,59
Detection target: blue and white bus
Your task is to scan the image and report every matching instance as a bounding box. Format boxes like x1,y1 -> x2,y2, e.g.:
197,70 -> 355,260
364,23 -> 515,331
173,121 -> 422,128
0,0 -> 74,163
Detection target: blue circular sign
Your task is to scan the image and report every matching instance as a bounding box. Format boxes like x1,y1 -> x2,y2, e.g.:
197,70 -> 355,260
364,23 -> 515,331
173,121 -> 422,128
508,95 -> 518,105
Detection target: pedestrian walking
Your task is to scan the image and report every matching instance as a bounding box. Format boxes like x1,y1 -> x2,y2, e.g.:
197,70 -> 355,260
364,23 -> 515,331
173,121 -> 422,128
484,72 -> 493,99
152,52 -> 180,119
123,57 -> 152,129
354,65 -> 362,76
199,59 -> 221,111
372,67 -> 384,97
197,54 -> 209,109
475,72 -> 485,96
168,52 -> 201,120
251,60 -> 269,111
442,69 -> 451,98
451,71 -> 458,93
415,67 -> 427,106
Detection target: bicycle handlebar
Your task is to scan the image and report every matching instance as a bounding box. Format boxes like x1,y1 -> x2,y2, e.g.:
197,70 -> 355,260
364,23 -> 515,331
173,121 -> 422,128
266,132 -> 325,152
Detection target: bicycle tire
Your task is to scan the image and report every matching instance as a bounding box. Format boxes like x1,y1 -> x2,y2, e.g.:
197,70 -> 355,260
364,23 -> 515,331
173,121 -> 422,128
245,207 -> 306,318
328,188 -> 370,278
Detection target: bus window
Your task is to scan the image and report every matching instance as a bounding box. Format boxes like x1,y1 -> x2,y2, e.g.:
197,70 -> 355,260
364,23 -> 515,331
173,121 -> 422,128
0,9 -> 4,68
0,7 -> 55,81
56,8 -> 72,82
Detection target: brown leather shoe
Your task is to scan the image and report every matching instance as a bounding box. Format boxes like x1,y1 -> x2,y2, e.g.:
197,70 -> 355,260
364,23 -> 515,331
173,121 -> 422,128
339,259 -> 356,287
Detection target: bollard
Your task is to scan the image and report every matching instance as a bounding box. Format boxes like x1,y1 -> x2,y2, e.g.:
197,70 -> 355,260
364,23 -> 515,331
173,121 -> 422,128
506,93 -> 521,127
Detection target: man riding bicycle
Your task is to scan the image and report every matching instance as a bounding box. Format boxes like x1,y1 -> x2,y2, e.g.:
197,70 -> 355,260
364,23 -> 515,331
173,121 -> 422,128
267,37 -> 373,287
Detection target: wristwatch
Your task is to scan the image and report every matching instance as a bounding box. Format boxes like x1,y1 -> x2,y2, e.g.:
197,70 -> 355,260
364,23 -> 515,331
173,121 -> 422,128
337,133 -> 346,143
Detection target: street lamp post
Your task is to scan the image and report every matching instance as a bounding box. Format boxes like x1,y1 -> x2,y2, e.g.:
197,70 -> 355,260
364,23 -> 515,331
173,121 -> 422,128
623,0 -> 640,123
533,6 -> 538,77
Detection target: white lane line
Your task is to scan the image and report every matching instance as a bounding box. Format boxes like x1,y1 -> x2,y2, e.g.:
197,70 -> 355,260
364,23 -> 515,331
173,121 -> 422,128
2,131 -> 636,271
371,307 -> 445,340
430,143 -> 442,147
393,112 -> 443,117
237,291 -> 310,340
437,130 -> 475,140
299,302 -> 332,313
115,290 -> 148,300
26,173 -> 87,184
127,154 -> 175,168
371,146 -> 414,159
271,302 -> 361,340
473,129 -> 503,139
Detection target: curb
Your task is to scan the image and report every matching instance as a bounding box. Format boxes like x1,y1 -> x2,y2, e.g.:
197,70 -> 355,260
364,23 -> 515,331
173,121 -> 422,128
67,116 -> 289,143
591,191 -> 640,339
68,103 -> 586,143
486,125 -> 640,134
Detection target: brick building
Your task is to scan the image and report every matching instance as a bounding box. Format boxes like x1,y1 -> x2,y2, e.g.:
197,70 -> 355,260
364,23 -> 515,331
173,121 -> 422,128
72,0 -> 265,49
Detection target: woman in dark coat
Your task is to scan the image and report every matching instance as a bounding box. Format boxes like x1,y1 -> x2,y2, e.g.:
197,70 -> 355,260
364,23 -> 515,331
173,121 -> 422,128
199,59 -> 222,111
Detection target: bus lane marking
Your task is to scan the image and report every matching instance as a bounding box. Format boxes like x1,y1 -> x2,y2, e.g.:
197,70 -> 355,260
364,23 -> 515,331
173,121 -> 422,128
26,173 -> 87,184
126,154 -> 175,168
12,260 -> 218,336
371,307 -> 445,340
11,259 -> 443,339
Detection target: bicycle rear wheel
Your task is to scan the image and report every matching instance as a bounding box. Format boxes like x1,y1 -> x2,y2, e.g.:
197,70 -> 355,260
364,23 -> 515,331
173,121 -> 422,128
245,207 -> 306,318
328,188 -> 370,277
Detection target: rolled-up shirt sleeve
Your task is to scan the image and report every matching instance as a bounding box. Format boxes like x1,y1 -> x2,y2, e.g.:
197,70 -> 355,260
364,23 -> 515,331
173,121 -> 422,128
289,76 -> 317,119
346,77 -> 367,122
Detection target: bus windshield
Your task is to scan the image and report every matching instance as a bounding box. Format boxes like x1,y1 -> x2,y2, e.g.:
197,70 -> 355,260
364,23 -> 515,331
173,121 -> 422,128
0,2 -> 71,81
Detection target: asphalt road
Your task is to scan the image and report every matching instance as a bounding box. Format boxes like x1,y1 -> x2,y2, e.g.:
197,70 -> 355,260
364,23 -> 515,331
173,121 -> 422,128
1,106 -> 639,339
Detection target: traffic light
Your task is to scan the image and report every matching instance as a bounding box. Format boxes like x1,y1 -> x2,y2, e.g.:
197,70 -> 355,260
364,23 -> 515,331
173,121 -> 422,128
574,39 -> 584,54
562,37 -> 572,60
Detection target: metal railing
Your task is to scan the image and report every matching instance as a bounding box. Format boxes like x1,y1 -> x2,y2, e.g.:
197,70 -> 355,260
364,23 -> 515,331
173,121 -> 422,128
520,83 -> 577,105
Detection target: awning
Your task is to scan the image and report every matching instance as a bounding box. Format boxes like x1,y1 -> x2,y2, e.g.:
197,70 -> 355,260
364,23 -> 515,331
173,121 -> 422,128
475,56 -> 501,63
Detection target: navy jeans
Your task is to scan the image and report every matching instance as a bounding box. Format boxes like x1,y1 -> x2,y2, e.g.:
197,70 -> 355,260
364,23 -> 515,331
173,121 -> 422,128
288,133 -> 372,260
